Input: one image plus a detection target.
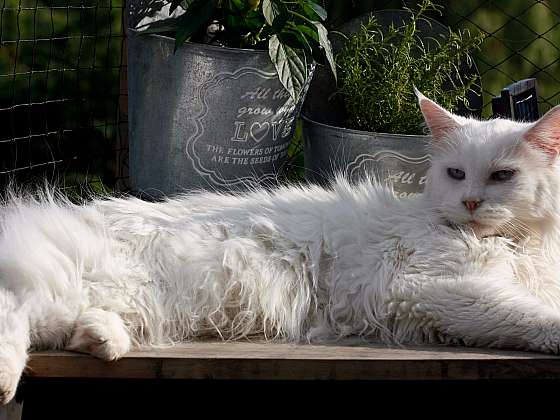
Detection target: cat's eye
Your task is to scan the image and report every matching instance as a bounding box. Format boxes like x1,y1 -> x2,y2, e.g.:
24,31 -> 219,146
447,168 -> 465,180
490,169 -> 516,182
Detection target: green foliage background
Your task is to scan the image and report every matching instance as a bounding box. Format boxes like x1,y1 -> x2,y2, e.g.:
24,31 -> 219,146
325,0 -> 560,116
0,0 -> 559,190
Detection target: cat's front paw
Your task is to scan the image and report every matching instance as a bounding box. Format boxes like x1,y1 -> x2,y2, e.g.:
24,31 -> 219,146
525,325 -> 560,355
0,370 -> 19,405
537,340 -> 560,355
0,347 -> 25,405
66,309 -> 131,361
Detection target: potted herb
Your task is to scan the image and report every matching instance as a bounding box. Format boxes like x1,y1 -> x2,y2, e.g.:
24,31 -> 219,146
127,0 -> 336,197
301,0 -> 483,197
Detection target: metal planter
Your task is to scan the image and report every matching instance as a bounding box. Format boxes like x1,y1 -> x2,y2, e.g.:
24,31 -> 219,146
128,30 -> 310,197
302,115 -> 431,198
301,58 -> 431,198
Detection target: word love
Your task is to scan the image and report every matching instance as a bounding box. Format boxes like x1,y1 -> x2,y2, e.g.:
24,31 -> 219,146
230,120 -> 290,144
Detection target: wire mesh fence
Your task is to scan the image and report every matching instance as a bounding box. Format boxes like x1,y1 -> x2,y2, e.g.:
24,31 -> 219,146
0,0 -> 558,192
446,0 -> 560,117
0,0 -> 127,193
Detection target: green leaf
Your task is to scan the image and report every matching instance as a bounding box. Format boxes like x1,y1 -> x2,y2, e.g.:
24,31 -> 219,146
284,29 -> 318,65
269,34 -> 307,102
230,0 -> 245,10
293,27 -> 324,63
169,0 -> 184,14
313,21 -> 337,81
247,0 -> 261,11
173,0 -> 218,51
137,0 -> 201,34
272,13 -> 288,32
262,0 -> 286,26
306,1 -> 327,21
279,30 -> 308,51
296,24 -> 319,42
136,17 -> 181,34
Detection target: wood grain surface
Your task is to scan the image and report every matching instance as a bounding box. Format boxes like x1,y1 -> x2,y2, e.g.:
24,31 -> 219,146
23,341 -> 560,381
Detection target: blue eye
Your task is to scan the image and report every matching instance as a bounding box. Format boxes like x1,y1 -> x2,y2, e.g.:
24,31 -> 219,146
490,169 -> 516,182
447,168 -> 465,180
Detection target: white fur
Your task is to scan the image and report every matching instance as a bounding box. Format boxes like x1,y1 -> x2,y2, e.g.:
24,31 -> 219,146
1,98 -> 560,404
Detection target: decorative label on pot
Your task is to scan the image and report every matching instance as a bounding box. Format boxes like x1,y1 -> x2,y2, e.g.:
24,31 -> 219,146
346,151 -> 431,198
186,67 -> 297,188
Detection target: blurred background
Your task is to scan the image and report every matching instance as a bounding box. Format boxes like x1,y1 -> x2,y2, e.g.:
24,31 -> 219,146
1,0 -> 559,193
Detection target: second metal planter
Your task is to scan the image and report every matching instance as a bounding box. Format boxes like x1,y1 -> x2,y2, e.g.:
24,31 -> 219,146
302,115 -> 431,198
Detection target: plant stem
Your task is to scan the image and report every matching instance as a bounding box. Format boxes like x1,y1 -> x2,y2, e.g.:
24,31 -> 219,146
289,10 -> 314,25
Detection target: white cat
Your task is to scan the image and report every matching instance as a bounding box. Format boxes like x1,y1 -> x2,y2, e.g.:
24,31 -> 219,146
1,92 -> 560,404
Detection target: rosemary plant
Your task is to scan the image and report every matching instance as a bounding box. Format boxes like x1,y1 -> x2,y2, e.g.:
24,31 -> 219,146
336,0 -> 484,135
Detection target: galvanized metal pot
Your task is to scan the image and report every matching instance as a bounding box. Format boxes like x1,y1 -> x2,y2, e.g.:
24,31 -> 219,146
302,115 -> 431,198
128,29 -> 310,197
301,62 -> 432,197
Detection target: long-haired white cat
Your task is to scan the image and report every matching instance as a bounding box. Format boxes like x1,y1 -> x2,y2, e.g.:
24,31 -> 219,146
1,92 -> 560,403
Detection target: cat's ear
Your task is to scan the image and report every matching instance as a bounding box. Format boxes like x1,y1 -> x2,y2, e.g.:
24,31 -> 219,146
523,105 -> 560,159
414,87 -> 463,141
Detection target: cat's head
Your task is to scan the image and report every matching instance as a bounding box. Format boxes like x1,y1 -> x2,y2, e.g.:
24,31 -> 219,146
416,89 -> 560,239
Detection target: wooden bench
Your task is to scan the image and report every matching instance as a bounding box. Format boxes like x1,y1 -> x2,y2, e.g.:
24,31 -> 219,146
23,341 -> 560,381
4,341 -> 560,419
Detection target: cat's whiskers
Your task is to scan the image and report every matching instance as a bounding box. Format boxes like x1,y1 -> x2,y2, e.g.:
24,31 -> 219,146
497,218 -> 541,243
497,221 -> 521,240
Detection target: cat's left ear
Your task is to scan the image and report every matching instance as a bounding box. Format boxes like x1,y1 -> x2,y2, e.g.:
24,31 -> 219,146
523,105 -> 560,159
414,87 -> 465,141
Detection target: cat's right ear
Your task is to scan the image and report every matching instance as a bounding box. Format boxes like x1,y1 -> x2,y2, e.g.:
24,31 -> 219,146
523,105 -> 560,160
414,87 -> 463,141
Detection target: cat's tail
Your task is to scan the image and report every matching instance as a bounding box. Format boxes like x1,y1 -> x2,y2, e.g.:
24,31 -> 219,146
0,179 -> 114,300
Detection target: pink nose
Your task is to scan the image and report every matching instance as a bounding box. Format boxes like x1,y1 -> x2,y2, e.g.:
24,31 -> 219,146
463,200 -> 482,212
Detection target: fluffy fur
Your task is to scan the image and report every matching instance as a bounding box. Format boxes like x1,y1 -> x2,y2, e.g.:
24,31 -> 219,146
1,94 -> 560,404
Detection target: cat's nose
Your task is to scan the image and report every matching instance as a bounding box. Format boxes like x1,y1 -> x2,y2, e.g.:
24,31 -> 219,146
463,199 -> 483,212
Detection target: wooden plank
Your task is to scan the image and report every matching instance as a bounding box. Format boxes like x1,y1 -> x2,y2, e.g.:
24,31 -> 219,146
0,401 -> 22,420
23,341 -> 560,381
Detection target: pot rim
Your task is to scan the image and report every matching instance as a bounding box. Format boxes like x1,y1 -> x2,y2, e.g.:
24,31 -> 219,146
128,28 -> 270,56
300,112 -> 431,140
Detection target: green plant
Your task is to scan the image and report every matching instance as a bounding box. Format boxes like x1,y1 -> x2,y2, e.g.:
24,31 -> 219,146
335,0 -> 484,135
138,0 -> 337,102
